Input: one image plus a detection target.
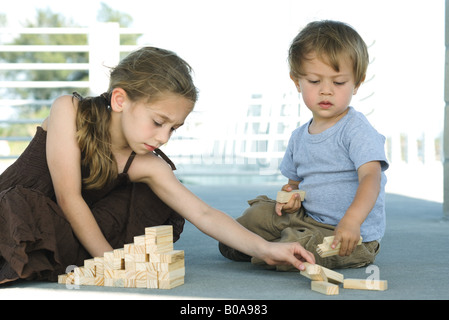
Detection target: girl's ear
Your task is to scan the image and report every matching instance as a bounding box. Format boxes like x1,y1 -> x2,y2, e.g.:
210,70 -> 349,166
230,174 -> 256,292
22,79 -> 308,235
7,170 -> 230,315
110,88 -> 127,112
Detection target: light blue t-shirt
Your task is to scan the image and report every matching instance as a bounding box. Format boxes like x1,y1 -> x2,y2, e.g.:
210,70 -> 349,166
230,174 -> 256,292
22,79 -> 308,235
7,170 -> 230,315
279,107 -> 389,241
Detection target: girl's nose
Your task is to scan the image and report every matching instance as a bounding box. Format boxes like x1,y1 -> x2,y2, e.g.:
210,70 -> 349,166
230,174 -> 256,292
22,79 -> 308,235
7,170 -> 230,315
155,128 -> 172,146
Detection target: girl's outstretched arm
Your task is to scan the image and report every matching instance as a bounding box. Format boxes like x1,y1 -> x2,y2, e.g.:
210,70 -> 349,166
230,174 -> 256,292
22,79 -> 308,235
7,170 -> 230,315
129,154 -> 316,270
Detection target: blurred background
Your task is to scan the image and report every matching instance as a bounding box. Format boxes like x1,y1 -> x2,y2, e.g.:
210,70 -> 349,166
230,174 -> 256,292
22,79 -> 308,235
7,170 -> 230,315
0,0 -> 444,203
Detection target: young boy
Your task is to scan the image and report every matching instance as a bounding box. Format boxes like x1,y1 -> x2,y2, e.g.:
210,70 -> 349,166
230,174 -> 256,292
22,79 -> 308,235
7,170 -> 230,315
219,20 -> 389,270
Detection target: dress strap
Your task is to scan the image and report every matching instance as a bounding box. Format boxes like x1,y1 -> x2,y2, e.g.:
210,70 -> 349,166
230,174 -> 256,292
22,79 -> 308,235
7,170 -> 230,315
154,149 -> 176,170
123,151 -> 136,174
122,149 -> 176,174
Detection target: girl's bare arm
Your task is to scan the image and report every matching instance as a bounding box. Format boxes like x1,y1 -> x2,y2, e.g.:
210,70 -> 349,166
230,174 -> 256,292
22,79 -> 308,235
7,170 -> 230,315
45,95 -> 113,257
129,155 -> 316,269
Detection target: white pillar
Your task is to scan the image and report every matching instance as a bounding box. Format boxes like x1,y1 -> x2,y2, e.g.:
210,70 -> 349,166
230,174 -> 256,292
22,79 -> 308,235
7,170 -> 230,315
444,0 -> 449,218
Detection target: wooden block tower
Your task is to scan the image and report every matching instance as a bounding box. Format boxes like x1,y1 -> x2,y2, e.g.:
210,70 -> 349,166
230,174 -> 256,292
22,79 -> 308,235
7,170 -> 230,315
58,225 -> 185,290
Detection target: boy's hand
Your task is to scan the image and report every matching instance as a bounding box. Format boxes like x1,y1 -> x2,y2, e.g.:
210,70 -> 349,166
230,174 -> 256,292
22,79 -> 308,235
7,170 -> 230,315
332,218 -> 361,256
275,184 -> 302,216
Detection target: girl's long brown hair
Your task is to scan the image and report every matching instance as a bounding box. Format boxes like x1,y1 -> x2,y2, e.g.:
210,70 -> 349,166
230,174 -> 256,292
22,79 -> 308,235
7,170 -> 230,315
75,47 -> 198,189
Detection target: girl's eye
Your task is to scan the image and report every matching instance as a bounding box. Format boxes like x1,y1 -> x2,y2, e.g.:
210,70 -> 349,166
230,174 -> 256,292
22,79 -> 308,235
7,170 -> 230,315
153,120 -> 163,127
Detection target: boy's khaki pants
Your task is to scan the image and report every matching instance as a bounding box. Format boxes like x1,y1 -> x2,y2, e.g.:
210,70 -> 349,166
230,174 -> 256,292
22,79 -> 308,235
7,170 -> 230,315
220,195 -> 380,271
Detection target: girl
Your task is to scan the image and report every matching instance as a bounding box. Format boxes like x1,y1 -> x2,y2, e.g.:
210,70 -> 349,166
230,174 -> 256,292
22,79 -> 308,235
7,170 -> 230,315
0,47 -> 314,285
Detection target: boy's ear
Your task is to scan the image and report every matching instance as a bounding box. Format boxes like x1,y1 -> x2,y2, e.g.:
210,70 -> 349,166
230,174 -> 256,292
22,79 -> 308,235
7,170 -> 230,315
290,73 -> 301,93
111,88 -> 127,112
353,74 -> 366,95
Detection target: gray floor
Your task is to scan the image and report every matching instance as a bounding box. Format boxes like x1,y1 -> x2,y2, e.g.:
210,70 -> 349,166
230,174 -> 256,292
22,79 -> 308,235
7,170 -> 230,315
1,184 -> 448,300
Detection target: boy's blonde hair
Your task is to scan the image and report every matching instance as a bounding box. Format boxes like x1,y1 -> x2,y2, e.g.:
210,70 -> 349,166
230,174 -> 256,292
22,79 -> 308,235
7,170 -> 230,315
76,47 -> 198,189
288,20 -> 369,88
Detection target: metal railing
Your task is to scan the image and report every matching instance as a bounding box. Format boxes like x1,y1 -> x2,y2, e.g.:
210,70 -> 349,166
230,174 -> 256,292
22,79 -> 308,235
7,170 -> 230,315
0,24 -> 140,160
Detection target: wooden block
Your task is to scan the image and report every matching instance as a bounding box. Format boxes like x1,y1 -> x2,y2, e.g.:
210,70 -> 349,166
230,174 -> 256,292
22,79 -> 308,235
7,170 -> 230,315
146,241 -> 174,254
159,277 -> 184,290
147,278 -> 159,289
104,278 -> 114,287
124,243 -> 135,254
113,278 -> 125,288
113,257 -> 125,270
134,253 -> 149,263
300,263 -> 327,282
126,269 -> 136,280
74,275 -> 95,286
125,259 -> 136,271
113,248 -> 125,259
134,235 -> 146,246
94,257 -> 104,276
343,279 -> 388,291
276,190 -> 305,203
159,250 -> 185,264
158,260 -> 185,272
103,251 -> 114,270
104,269 -> 114,279
58,274 -> 69,285
145,234 -> 172,246
136,279 -> 148,288
158,267 -> 185,281
74,266 -> 95,278
95,276 -> 104,286
84,258 -> 95,270
300,263 -> 344,284
145,225 -> 173,238
311,281 -> 339,295
316,236 -> 363,258
124,278 -> 136,288
136,262 -> 159,273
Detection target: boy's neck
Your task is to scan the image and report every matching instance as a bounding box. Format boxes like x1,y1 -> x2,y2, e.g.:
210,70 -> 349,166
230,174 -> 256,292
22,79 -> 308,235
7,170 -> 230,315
308,107 -> 350,134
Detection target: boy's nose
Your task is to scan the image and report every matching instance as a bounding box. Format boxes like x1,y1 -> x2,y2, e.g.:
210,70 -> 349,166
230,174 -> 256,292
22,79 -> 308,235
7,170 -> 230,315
320,81 -> 333,95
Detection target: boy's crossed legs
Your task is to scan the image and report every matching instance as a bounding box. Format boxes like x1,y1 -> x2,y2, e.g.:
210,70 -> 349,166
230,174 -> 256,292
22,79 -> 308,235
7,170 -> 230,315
219,195 -> 380,270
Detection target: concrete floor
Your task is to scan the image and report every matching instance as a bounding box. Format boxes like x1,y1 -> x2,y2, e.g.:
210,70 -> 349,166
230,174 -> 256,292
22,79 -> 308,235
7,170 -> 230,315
1,184 -> 448,301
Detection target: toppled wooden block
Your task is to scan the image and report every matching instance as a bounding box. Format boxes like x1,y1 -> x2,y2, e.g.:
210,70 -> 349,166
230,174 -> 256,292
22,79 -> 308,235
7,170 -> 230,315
343,279 -> 388,291
58,225 -> 185,290
276,190 -> 305,203
311,281 -> 339,295
300,263 -> 327,282
316,236 -> 363,258
300,262 -> 344,284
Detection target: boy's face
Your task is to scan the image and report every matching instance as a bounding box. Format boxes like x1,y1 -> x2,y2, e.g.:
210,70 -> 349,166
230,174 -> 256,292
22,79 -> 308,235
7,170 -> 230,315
291,53 -> 360,130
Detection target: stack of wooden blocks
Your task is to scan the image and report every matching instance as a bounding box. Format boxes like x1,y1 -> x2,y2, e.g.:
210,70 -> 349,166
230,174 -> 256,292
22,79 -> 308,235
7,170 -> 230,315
58,225 -> 185,290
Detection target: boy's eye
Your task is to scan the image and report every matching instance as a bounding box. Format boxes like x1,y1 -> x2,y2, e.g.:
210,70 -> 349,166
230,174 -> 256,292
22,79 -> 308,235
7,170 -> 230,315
334,81 -> 346,85
308,80 -> 320,84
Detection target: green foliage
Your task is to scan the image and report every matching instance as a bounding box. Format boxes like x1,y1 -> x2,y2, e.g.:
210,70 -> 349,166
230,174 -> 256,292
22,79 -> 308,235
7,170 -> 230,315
0,3 -> 141,155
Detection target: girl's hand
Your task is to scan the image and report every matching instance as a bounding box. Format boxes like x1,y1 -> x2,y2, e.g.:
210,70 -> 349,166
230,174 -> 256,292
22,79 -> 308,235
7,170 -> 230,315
275,184 -> 302,216
261,241 -> 316,271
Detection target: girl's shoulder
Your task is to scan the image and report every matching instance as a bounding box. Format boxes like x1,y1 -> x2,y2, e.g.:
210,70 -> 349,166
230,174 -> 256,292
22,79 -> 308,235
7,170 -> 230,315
51,94 -> 79,110
126,151 -> 174,184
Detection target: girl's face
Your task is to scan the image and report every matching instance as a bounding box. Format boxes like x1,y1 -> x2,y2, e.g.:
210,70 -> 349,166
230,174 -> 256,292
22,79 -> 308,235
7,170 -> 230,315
291,53 -> 360,132
116,91 -> 194,155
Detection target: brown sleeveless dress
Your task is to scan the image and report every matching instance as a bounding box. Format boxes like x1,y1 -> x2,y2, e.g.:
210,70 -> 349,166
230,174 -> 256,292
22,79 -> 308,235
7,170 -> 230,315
0,126 -> 184,283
